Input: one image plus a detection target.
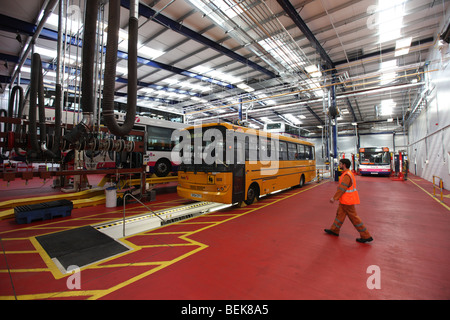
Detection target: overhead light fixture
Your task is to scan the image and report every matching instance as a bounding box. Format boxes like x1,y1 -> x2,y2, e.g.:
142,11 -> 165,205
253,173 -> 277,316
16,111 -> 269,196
298,114 -> 306,119
379,60 -> 397,85
387,118 -> 394,122
305,65 -> 322,78
283,113 -> 302,125
395,37 -> 412,56
380,99 -> 396,115
115,66 -> 128,76
237,82 -> 255,92
352,122 -> 358,126
138,45 -> 165,60
260,117 -> 273,123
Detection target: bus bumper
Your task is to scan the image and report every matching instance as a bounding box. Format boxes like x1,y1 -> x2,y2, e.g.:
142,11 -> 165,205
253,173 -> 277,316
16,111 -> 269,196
177,185 -> 233,204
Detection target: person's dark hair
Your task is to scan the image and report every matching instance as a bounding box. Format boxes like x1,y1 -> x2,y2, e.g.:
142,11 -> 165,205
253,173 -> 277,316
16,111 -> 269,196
339,158 -> 351,169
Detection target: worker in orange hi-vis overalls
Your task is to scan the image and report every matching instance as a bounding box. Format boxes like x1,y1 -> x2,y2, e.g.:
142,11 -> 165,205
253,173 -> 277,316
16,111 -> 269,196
325,158 -> 373,243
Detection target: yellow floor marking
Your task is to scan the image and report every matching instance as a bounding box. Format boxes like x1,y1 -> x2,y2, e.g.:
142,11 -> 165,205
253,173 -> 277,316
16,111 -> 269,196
408,179 -> 449,211
88,180 -> 330,300
1,180 -> 330,300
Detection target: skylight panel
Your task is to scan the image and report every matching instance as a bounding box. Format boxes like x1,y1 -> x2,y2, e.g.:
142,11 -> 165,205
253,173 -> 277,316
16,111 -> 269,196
395,37 -> 412,56
378,0 -> 407,43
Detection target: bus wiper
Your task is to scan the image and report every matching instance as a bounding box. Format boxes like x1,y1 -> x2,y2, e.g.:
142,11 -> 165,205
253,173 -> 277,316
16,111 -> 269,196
215,158 -> 228,168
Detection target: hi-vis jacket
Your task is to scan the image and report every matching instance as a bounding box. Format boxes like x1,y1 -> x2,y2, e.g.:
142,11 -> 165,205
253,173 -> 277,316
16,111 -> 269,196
333,170 -> 360,205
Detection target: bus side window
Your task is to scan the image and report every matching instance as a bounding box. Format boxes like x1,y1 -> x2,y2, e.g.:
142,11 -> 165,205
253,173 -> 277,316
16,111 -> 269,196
245,134 -> 258,161
297,144 -> 305,160
260,138 -> 272,161
147,126 -> 174,151
305,145 -> 311,160
288,143 -> 297,160
279,141 -> 288,160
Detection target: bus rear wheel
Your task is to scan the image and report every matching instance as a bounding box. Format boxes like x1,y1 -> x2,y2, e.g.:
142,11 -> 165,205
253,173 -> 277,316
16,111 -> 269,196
154,159 -> 171,177
244,183 -> 259,205
299,174 -> 305,188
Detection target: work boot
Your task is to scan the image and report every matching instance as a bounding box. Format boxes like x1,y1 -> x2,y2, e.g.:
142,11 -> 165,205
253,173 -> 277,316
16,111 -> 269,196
324,229 -> 339,236
356,237 -> 373,243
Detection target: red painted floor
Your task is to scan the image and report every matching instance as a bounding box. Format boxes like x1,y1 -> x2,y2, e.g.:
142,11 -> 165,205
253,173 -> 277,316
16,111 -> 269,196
0,173 -> 449,300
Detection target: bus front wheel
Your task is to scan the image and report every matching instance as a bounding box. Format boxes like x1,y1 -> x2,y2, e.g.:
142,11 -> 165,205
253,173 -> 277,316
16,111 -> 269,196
245,183 -> 259,205
154,159 -> 171,177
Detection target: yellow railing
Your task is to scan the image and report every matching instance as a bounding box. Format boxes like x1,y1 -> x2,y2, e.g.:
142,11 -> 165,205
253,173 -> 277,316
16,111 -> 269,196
432,176 -> 444,202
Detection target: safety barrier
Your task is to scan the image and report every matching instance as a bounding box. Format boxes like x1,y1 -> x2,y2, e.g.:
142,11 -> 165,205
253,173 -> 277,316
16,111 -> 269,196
316,165 -> 331,182
432,176 -> 444,202
122,192 -> 164,237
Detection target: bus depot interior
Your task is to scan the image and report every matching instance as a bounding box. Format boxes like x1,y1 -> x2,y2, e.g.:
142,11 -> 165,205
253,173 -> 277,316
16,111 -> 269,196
0,0 -> 449,302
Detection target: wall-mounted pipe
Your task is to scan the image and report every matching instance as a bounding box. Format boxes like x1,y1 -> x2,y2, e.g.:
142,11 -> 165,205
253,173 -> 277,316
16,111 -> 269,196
102,0 -> 137,137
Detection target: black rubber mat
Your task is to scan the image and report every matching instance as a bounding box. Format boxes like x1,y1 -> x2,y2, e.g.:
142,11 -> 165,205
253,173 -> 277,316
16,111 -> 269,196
36,226 -> 129,270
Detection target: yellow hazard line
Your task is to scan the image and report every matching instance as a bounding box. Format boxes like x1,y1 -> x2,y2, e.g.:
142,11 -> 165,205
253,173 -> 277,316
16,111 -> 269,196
409,179 -> 450,211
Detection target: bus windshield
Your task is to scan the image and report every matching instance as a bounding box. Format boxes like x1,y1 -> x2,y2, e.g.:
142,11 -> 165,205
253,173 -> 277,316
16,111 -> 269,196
177,125 -> 230,172
359,148 -> 390,164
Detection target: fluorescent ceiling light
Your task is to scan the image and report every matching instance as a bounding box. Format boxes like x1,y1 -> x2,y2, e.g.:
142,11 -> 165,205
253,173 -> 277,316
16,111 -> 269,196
305,65 -> 322,78
380,60 -> 397,71
306,79 -> 324,97
138,45 -> 165,60
298,115 -> 306,119
214,0 -> 243,19
380,72 -> 396,85
237,82 -> 255,92
115,66 -> 128,75
379,60 -> 397,85
260,117 -> 273,123
283,113 -> 302,125
188,0 -> 242,30
395,37 -> 412,56
45,13 -> 82,34
380,99 -> 396,115
258,38 -> 305,69
191,65 -> 240,85
351,122 -> 358,126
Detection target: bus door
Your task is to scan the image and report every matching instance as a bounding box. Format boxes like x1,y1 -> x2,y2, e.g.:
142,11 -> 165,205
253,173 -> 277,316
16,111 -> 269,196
230,136 -> 245,203
232,164 -> 245,203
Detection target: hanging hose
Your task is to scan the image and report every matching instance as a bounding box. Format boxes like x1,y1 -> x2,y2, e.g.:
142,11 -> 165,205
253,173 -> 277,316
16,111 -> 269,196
62,0 -> 98,144
7,86 -> 23,132
2,85 -> 24,152
51,84 -> 62,158
102,0 -> 137,137
28,53 -> 45,159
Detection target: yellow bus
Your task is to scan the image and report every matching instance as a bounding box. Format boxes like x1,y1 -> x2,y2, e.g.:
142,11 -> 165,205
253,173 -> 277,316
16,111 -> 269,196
175,122 -> 316,205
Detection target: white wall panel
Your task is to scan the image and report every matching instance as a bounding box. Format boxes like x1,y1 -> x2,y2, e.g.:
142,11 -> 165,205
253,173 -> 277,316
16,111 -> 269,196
407,8 -> 450,189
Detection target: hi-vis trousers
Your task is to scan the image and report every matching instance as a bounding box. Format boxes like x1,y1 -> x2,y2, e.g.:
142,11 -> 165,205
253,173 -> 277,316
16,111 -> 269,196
330,203 -> 372,239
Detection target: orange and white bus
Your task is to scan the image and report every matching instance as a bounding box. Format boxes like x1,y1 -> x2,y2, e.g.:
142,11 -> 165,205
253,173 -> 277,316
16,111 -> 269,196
175,122 -> 316,205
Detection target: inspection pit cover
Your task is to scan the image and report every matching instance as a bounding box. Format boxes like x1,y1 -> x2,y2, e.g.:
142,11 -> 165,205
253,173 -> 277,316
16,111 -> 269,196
36,226 -> 129,271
